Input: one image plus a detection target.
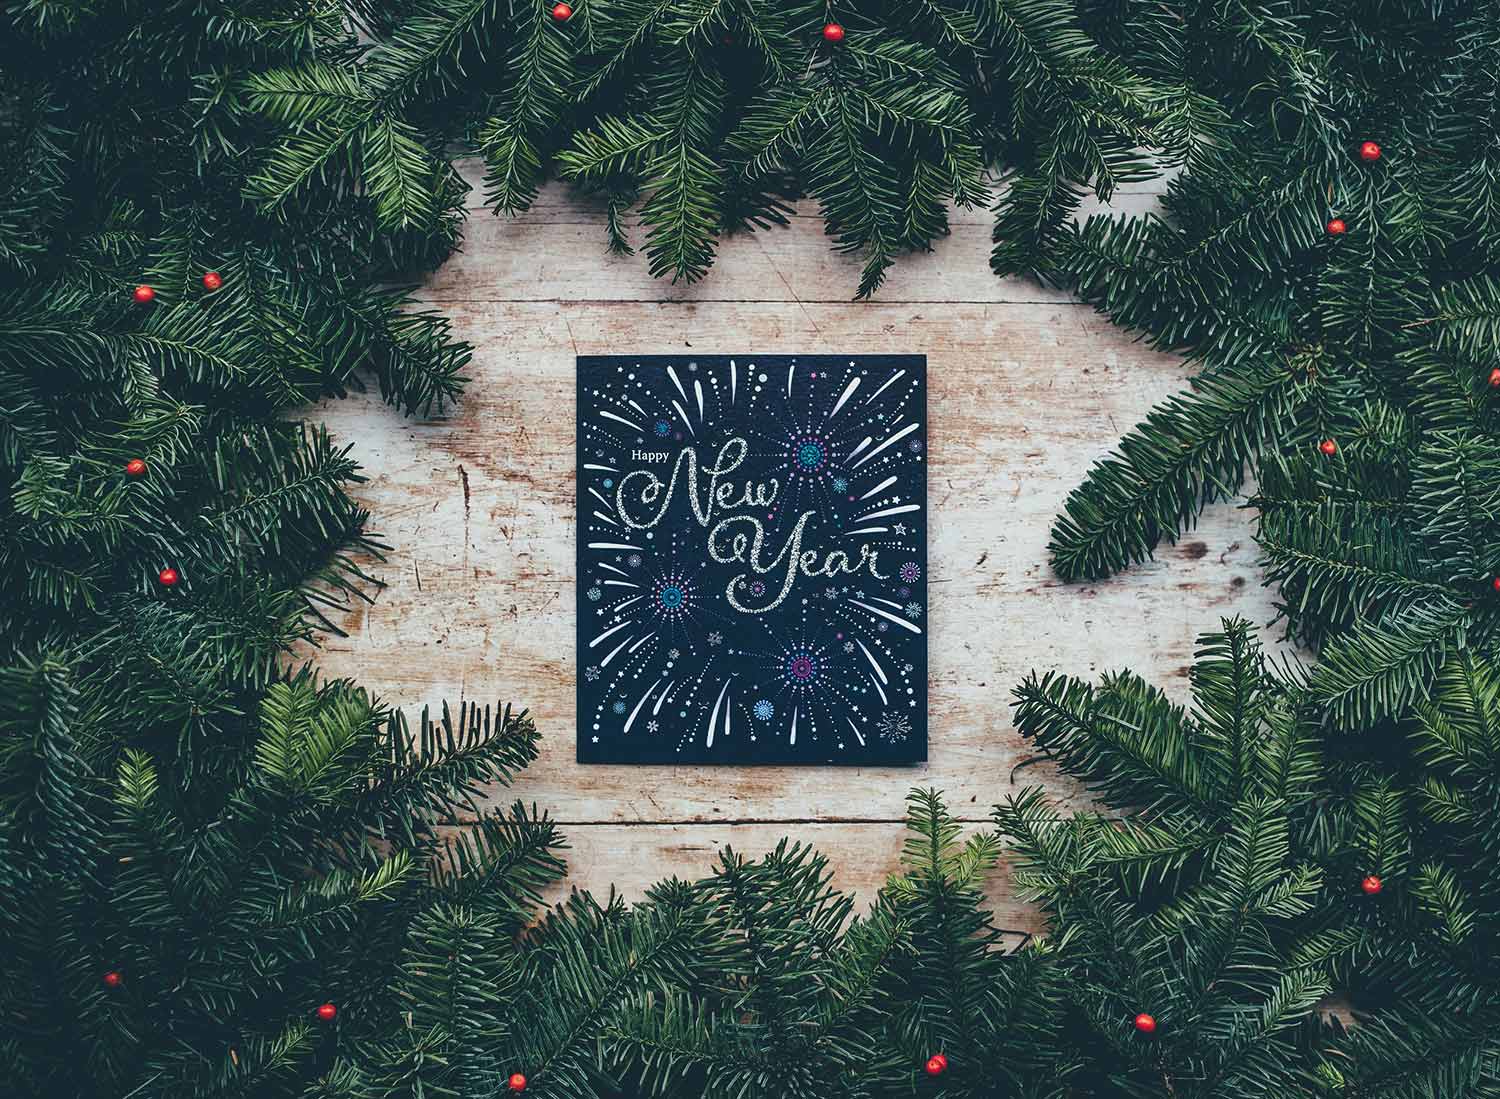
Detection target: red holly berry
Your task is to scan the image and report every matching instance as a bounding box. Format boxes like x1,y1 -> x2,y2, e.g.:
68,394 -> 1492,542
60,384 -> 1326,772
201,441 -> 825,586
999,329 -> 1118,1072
316,1002 -> 337,1021
925,1053 -> 948,1076
822,22 -> 845,43
551,2 -> 571,20
1491,576 -> 1500,592
1488,368 -> 1500,388
132,285 -> 155,304
1319,439 -> 1338,456
157,567 -> 179,587
1361,875 -> 1383,896
1326,218 -> 1347,236
508,1073 -> 528,1092
124,458 -> 147,477
1134,1012 -> 1158,1035
1359,141 -> 1382,163
202,271 -> 223,291
102,970 -> 123,989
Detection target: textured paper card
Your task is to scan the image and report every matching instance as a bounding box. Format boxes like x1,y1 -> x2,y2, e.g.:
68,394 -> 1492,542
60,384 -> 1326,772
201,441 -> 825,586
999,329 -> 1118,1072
577,355 -> 927,764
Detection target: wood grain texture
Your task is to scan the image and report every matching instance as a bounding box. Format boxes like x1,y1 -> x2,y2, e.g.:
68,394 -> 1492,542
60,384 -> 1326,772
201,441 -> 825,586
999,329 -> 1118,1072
309,165 -> 1282,909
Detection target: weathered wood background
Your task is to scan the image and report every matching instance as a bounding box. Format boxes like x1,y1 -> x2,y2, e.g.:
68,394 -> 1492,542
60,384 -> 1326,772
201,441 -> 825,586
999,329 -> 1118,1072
311,162 -> 1281,929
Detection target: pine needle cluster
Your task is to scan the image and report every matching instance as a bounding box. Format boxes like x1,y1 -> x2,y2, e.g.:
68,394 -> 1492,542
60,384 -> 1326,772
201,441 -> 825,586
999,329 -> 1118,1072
245,0 -> 1191,297
1010,621 -> 1500,1097
1046,1 -> 1500,729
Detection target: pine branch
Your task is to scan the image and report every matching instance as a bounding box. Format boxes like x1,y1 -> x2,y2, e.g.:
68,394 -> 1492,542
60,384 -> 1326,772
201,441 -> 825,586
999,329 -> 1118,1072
1049,354 -> 1308,580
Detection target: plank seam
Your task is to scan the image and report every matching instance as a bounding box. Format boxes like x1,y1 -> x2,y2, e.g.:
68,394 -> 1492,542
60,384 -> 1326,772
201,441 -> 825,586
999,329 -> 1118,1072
412,297 -> 1097,307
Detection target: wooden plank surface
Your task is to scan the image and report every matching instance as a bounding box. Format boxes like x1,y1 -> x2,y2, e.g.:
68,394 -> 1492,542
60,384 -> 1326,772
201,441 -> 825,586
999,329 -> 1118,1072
309,166 -> 1281,918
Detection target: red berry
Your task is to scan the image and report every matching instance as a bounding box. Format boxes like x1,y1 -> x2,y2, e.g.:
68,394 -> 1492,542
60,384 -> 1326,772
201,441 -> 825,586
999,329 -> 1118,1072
102,970 -> 123,989
551,2 -> 571,19
202,271 -> 223,291
132,285 -> 155,304
1134,1012 -> 1158,1035
1488,368 -> 1500,387
1491,577 -> 1500,592
1361,875 -> 1383,896
924,1053 -> 948,1076
1319,439 -> 1338,456
124,458 -> 147,477
316,1002 -> 337,1021
157,567 -> 179,587
822,22 -> 845,43
1326,218 -> 1346,236
1359,141 -> 1382,163
508,1073 -> 527,1092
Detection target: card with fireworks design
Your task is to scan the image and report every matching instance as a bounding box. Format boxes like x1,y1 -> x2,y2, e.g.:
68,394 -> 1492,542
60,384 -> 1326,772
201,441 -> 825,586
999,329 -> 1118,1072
576,355 -> 927,765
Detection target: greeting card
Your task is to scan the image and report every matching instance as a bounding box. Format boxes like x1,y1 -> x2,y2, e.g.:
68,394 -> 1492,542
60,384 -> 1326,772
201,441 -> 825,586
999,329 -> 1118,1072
576,355 -> 927,764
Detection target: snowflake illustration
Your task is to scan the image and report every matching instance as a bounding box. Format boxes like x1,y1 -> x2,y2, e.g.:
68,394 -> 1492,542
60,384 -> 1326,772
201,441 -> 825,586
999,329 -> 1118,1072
876,712 -> 912,744
842,640 -> 855,653
824,587 -> 839,600
668,647 -> 680,660
612,700 -> 627,714
653,419 -> 671,436
626,553 -> 643,568
877,621 -> 888,632
907,439 -> 924,453
584,665 -> 601,682
646,719 -> 659,733
902,662 -> 914,674
707,631 -> 723,646
899,561 -> 921,583
748,579 -> 766,597
832,477 -> 848,492
753,699 -> 775,721
904,601 -> 924,621
586,585 -> 602,601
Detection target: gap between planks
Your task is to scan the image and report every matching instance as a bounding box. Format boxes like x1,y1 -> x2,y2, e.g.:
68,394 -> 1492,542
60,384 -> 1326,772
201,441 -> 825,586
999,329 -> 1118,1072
414,296 -> 1108,306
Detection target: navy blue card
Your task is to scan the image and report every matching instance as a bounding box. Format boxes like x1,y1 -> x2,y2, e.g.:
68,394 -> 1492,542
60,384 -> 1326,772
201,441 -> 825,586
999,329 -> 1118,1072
576,355 -> 927,764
